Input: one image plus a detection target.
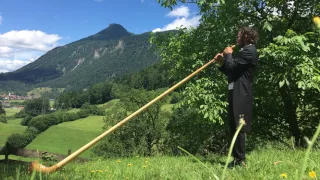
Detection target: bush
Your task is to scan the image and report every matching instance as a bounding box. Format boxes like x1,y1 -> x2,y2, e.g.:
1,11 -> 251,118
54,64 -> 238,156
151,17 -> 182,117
7,133 -> 30,149
46,114 -> 61,126
0,103 -> 5,115
170,92 -> 181,104
165,107 -> 228,155
20,115 -> 32,126
80,103 -> 105,116
77,109 -> 89,118
67,112 -> 80,121
28,115 -> 49,132
0,114 -> 7,124
24,127 -> 40,143
14,109 -> 28,118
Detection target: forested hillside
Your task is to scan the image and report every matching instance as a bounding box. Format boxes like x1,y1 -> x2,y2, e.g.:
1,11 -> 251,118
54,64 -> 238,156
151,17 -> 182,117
0,24 -> 164,93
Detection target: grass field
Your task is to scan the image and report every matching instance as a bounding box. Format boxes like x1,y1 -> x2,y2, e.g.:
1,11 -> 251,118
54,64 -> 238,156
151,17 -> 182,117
0,99 -> 319,179
6,118 -> 23,125
26,116 -> 105,158
4,108 -> 21,118
0,119 -> 26,146
0,143 -> 319,180
49,99 -> 55,108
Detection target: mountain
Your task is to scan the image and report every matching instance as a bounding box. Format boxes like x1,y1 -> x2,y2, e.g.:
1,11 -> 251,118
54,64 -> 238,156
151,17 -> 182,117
0,24 -> 161,92
82,23 -> 132,41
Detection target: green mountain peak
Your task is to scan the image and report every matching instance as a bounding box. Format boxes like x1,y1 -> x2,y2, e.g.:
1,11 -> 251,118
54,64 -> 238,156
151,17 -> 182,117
85,23 -> 132,41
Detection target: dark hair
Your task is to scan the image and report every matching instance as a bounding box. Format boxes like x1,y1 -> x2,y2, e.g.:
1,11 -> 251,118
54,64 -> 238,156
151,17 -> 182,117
239,26 -> 259,44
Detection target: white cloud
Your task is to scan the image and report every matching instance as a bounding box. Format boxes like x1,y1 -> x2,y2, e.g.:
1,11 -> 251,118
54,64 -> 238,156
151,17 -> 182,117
0,47 -> 13,57
0,59 -> 34,73
153,10 -> 201,33
152,28 -> 162,33
153,6 -> 200,32
0,30 -> 61,72
0,15 -> 2,25
0,30 -> 61,51
167,6 -> 190,18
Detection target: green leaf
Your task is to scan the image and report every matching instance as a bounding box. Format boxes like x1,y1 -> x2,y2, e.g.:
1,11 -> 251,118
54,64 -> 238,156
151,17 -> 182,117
204,112 -> 209,118
279,80 -> 285,88
285,79 -> 290,86
263,21 -> 273,32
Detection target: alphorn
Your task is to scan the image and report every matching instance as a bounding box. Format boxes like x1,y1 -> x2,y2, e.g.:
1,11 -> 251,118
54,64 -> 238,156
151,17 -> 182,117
29,45 -> 236,173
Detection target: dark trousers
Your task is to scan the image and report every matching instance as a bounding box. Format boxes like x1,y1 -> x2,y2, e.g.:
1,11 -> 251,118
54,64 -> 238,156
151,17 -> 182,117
228,90 -> 246,161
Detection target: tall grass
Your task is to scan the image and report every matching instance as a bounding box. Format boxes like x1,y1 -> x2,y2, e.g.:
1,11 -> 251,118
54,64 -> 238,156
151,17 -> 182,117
1,122 -> 319,180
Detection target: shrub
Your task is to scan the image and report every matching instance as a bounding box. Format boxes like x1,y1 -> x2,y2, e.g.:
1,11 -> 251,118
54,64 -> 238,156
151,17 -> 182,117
77,109 -> 89,118
170,92 -> 181,104
14,109 -> 28,118
6,133 -> 30,149
28,115 -> 49,132
46,114 -> 61,126
0,102 -> 5,115
67,112 -> 80,121
0,114 -> 7,124
20,115 -> 32,126
23,127 -> 40,143
165,107 -> 228,155
80,103 -> 105,116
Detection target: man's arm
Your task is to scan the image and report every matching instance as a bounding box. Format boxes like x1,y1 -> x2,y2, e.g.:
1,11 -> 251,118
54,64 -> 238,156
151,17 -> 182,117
218,63 -> 228,76
223,47 -> 255,73
214,53 -> 228,76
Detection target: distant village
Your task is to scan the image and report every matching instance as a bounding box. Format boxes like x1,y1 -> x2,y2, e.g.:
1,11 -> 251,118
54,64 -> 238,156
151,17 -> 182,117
0,93 -> 34,108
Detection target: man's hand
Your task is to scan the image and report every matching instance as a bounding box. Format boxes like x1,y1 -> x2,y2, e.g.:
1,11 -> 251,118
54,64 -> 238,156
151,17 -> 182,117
223,46 -> 233,54
214,53 -> 224,66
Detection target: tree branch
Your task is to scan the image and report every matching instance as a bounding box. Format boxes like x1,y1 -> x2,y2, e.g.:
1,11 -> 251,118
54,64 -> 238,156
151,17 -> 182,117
287,0 -> 301,30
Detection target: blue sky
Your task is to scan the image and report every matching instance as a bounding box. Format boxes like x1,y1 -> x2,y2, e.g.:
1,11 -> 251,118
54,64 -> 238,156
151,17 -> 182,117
0,0 -> 200,72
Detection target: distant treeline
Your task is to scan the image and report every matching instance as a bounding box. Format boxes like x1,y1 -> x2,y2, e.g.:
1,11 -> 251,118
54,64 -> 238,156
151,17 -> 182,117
54,62 -> 176,109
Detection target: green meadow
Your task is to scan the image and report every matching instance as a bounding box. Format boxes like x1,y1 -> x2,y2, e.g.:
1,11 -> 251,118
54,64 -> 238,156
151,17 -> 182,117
0,119 -> 26,146
26,116 -> 105,158
1,100 -> 318,180
4,108 -> 21,118
1,143 -> 319,180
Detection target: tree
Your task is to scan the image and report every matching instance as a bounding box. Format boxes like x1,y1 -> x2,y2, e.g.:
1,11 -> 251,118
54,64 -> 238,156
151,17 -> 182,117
257,29 -> 320,145
152,0 -> 320,146
93,88 -> 170,157
0,114 -> 7,124
0,102 -> 5,115
23,97 -> 50,116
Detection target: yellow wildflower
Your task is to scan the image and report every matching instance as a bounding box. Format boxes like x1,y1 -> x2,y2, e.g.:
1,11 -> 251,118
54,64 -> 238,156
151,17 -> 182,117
309,171 -> 316,179
313,17 -> 320,26
127,163 -> 132,167
280,173 -> 287,179
91,170 -> 95,173
117,159 -> 121,163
